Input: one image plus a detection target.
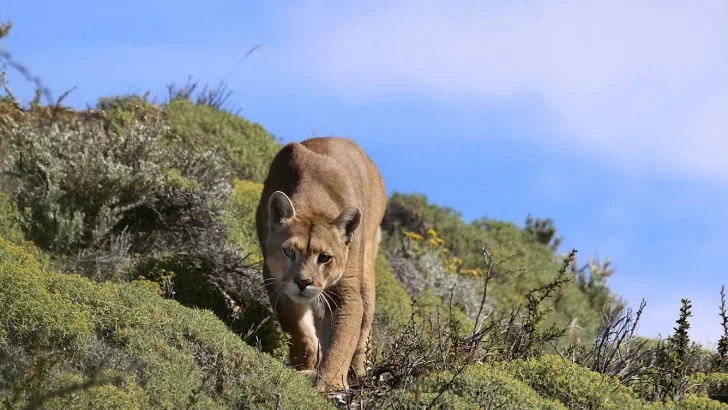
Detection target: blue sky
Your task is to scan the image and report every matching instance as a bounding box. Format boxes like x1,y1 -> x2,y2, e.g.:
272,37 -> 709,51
3,1 -> 728,347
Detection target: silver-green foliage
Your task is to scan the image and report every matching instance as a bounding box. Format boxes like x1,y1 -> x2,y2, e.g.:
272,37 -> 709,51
1,118 -> 230,255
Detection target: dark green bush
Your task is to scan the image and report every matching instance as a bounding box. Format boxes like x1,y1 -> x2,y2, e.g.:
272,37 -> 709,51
661,394 -> 728,410
163,97 -> 281,183
371,251 -> 414,349
500,354 -> 651,409
97,94 -> 163,131
702,372 -> 728,404
398,364 -> 566,410
0,236 -> 332,409
0,192 -> 25,245
225,178 -> 265,261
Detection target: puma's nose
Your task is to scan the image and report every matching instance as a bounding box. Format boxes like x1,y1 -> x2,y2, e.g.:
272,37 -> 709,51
293,278 -> 312,290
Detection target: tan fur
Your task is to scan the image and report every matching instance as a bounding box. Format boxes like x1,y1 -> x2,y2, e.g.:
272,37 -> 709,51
255,137 -> 387,392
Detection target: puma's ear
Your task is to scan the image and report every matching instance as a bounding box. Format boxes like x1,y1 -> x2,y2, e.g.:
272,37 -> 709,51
335,206 -> 362,244
268,191 -> 296,225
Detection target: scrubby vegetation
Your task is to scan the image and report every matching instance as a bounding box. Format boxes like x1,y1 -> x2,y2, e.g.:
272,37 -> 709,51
1,19 -> 728,409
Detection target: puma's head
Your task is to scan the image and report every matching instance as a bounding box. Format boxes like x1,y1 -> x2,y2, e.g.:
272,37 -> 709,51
264,191 -> 361,305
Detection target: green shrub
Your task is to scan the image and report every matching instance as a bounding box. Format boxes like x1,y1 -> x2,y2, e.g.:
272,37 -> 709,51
661,394 -> 728,410
412,288 -> 473,336
382,192 -> 607,344
1,116 -> 231,259
134,250 -> 289,359
0,112 -> 283,358
394,364 -> 566,410
0,236 -> 332,409
501,354 -> 651,409
703,372 -> 728,404
39,371 -> 149,410
0,192 -> 25,245
225,178 -> 264,261
372,251 -> 413,348
97,94 -> 163,131
163,97 -> 281,182
0,239 -> 93,355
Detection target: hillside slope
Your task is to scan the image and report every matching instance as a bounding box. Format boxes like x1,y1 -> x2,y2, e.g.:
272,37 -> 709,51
0,18 -> 727,404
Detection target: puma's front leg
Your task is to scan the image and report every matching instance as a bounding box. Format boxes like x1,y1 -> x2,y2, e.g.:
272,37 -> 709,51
278,303 -> 321,371
316,294 -> 363,392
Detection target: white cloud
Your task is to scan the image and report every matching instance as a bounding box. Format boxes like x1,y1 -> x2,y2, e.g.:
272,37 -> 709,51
279,0 -> 728,182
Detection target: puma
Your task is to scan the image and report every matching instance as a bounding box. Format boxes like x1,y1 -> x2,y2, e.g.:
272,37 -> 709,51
255,137 -> 387,392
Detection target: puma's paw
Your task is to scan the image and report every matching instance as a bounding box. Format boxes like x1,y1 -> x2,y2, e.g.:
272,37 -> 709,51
316,376 -> 348,394
299,369 -> 318,382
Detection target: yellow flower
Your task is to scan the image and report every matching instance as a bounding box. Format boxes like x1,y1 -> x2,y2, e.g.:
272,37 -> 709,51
428,237 -> 444,248
403,231 -> 423,241
427,228 -> 438,238
463,268 -> 482,276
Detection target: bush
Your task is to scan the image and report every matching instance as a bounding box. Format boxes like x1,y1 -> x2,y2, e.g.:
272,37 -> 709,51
0,192 -> 25,245
0,236 -> 333,409
398,364 -> 567,410
225,178 -> 264,262
395,229 -> 483,323
702,372 -> 728,404
96,94 -> 163,131
382,193 -> 609,344
371,251 -> 414,348
662,394 -> 728,410
1,116 -> 231,259
38,370 -> 149,410
500,355 -> 649,409
162,97 -> 281,183
386,254 -> 425,298
493,354 -> 728,410
0,112 -> 286,356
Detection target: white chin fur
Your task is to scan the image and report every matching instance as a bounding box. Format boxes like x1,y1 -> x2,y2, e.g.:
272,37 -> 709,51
288,294 -> 314,304
283,282 -> 319,304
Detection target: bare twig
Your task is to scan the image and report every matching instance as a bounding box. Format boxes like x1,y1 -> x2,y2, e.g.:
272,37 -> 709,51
220,44 -> 263,83
0,50 -> 54,105
0,67 -> 21,109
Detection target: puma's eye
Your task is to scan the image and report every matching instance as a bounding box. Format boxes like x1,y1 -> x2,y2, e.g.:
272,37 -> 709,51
282,247 -> 295,259
318,253 -> 332,264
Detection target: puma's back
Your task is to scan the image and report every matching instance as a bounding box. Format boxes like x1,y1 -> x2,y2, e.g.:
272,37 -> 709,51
256,137 -> 386,252
255,137 -> 386,392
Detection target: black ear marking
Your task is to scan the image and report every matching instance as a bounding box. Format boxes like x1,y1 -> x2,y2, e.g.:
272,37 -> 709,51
268,191 -> 296,225
335,206 -> 362,244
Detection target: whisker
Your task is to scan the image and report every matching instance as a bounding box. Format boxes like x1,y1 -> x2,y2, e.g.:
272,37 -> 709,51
323,292 -> 335,319
252,284 -> 271,293
324,291 -> 339,312
322,293 -> 336,333
318,294 -> 327,315
253,277 -> 280,293
270,287 -> 285,310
